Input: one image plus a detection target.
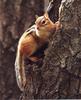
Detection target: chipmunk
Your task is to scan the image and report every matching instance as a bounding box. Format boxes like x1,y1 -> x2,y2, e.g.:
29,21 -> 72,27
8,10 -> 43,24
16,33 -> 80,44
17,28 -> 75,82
15,12 -> 62,91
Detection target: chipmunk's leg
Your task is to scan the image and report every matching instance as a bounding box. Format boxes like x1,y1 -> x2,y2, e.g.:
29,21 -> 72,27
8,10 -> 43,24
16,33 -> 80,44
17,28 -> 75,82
55,21 -> 62,30
28,56 -> 40,62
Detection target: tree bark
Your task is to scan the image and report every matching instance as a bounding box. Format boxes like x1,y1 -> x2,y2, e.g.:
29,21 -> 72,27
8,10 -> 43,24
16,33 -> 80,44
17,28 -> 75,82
0,0 -> 44,100
21,0 -> 81,99
1,0 -> 81,99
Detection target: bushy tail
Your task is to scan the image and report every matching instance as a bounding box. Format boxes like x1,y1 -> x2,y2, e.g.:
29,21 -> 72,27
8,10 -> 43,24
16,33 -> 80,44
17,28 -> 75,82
15,48 -> 26,91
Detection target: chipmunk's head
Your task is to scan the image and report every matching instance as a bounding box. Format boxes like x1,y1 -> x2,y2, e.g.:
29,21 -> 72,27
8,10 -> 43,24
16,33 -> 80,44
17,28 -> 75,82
35,13 -> 55,32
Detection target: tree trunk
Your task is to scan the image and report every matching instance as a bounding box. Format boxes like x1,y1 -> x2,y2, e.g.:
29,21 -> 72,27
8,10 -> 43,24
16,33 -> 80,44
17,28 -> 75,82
0,0 -> 44,100
21,0 -> 81,99
1,0 -> 81,99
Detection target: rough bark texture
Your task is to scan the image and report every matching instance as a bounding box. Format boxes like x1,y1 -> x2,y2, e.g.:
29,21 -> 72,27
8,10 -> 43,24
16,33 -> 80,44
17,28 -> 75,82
0,0 -> 44,100
21,0 -> 81,99
47,0 -> 61,22
1,0 -> 81,100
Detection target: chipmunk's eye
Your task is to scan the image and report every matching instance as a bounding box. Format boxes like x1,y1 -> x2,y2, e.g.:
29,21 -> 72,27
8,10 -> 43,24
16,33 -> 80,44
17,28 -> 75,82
41,20 -> 46,24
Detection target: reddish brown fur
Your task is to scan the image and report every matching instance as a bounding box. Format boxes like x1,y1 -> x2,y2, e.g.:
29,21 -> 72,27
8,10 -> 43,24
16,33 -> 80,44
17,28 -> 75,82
20,34 -> 37,57
15,13 -> 62,91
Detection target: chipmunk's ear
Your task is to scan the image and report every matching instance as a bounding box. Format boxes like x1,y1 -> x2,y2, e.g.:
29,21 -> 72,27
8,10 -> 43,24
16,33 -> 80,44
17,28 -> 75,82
44,12 -> 49,18
35,15 -> 39,20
